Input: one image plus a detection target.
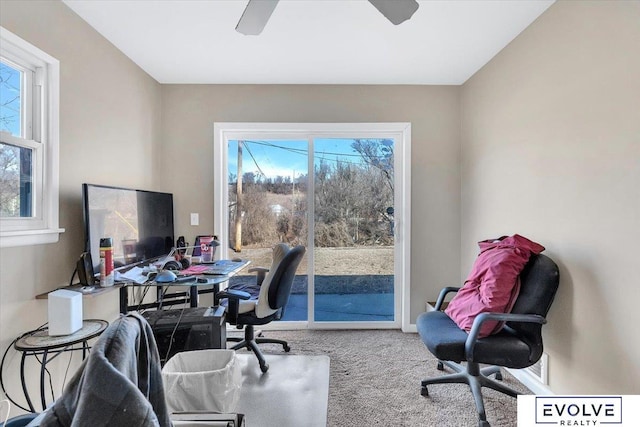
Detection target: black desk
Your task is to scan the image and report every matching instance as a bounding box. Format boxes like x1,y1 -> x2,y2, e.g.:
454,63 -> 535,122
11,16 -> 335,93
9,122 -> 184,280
13,319 -> 108,412
120,259 -> 250,313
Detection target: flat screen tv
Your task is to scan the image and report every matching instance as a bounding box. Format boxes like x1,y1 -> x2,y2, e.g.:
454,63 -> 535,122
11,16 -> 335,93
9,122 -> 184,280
82,183 -> 175,275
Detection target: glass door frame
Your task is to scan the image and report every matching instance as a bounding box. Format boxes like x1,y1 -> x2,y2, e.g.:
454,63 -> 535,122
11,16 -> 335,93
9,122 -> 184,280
213,123 -> 412,331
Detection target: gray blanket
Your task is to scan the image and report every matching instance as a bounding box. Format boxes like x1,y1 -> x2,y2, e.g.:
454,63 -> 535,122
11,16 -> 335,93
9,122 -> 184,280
40,313 -> 172,427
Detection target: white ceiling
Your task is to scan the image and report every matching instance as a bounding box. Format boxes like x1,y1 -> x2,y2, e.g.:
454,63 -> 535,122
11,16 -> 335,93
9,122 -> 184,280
62,0 -> 554,85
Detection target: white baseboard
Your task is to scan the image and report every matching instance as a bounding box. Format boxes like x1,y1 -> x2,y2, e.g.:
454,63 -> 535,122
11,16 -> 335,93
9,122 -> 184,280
507,368 -> 554,395
403,323 -> 417,333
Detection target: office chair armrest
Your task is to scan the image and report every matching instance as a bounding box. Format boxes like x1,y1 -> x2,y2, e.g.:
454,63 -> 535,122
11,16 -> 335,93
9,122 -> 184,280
434,287 -> 461,311
248,267 -> 269,286
465,312 -> 547,361
217,289 -> 251,300
217,289 -> 251,323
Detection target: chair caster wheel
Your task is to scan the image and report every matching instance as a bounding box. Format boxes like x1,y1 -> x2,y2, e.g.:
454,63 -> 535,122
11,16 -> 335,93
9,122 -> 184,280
283,344 -> 291,352
494,371 -> 503,381
260,363 -> 269,373
479,420 -> 490,427
420,386 -> 429,397
437,361 -> 444,371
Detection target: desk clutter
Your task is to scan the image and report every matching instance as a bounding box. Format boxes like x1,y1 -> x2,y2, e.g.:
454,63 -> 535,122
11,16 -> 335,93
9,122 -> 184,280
172,259 -> 247,277
118,259 -> 251,313
115,259 -> 249,285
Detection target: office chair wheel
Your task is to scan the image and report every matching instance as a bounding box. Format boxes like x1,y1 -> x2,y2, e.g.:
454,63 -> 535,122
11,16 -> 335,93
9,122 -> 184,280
420,385 -> 429,397
260,362 -> 269,373
479,420 -> 490,427
494,371 -> 503,381
437,361 -> 444,371
283,343 -> 291,352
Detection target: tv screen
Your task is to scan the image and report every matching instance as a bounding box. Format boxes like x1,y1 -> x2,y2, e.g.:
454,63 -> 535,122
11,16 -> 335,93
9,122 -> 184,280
82,183 -> 175,275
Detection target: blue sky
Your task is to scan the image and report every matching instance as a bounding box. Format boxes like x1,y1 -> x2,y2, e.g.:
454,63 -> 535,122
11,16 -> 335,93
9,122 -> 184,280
228,138 -> 367,181
0,62 -> 21,136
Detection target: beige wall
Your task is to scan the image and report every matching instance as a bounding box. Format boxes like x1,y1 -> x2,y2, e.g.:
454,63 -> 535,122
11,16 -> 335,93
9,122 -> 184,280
461,1 -> 640,393
0,0 -> 162,407
160,84 -> 461,323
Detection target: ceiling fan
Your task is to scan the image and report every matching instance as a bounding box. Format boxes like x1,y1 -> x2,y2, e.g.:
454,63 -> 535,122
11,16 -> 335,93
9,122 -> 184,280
236,0 -> 420,36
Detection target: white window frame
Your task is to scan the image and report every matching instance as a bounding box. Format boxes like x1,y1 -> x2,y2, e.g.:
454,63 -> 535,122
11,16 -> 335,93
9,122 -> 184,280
0,26 -> 63,247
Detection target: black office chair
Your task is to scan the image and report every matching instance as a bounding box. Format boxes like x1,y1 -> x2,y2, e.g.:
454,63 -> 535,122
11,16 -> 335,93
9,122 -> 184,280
416,254 -> 559,427
219,244 -> 306,373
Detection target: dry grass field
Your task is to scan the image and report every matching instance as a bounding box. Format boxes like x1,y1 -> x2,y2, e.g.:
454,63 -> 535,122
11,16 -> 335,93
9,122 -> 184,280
231,245 -> 394,276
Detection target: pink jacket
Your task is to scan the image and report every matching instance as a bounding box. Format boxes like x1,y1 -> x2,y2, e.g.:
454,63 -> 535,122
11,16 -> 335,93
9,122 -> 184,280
445,235 -> 545,338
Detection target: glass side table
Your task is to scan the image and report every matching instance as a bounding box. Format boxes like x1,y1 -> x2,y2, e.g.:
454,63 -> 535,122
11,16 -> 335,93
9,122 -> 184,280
13,319 -> 108,412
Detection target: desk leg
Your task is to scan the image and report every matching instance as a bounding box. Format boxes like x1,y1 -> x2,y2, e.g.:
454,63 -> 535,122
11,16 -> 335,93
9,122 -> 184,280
190,285 -> 198,307
157,287 -> 164,310
40,349 -> 49,412
19,352 -> 35,413
213,283 -> 221,305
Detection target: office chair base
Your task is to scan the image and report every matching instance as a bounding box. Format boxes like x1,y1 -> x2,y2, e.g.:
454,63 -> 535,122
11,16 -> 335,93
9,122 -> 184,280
230,337 -> 269,373
228,325 -> 291,373
255,337 -> 290,352
421,361 -> 520,427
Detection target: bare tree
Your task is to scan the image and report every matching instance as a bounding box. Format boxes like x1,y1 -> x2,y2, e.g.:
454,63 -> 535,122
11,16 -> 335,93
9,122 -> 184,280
228,138 -> 395,248
0,63 -> 23,217
0,143 -> 20,217
351,139 -> 394,193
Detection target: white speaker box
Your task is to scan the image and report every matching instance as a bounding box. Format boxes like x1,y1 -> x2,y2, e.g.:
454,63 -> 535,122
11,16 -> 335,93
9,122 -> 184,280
48,289 -> 83,336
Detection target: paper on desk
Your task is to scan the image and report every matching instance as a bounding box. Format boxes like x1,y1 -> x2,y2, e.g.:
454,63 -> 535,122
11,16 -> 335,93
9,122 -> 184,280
180,265 -> 213,275
115,266 -> 148,284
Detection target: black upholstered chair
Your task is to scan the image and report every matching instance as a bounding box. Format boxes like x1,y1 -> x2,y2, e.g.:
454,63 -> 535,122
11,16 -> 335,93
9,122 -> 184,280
218,244 -> 305,373
416,254 -> 559,427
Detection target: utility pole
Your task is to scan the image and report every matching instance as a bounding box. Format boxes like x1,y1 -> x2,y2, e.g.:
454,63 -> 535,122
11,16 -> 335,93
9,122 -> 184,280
234,141 -> 243,252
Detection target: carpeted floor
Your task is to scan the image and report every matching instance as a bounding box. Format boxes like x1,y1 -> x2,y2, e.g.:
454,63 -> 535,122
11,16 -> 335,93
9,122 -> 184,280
234,329 -> 530,427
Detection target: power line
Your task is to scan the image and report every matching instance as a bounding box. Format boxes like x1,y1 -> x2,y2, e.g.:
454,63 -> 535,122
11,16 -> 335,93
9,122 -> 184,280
242,142 -> 267,177
240,139 -> 390,167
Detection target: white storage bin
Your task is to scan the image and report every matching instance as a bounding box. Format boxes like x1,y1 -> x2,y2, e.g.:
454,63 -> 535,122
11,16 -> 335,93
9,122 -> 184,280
162,349 -> 242,413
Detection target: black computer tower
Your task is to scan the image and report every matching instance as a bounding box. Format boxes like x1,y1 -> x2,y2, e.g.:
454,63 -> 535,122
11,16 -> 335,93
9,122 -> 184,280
142,306 -> 226,364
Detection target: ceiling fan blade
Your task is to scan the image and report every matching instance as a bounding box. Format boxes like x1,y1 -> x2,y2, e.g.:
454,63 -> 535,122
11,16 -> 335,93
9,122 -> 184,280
368,0 -> 419,25
236,0 -> 279,35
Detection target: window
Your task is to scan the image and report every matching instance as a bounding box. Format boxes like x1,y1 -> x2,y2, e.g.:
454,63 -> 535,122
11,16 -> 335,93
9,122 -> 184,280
0,26 -> 63,247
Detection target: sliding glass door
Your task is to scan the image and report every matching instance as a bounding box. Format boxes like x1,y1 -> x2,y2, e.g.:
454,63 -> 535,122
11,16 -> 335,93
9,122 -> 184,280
312,138 -> 395,323
214,124 -> 410,329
